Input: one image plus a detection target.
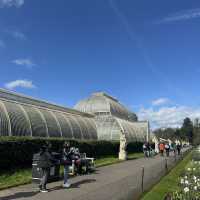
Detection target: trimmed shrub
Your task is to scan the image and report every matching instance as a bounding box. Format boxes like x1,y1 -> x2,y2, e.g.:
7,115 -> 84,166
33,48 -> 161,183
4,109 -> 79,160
0,136 -> 142,170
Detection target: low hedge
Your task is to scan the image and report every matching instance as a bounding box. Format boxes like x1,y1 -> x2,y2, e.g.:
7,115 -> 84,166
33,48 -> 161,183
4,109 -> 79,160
0,136 -> 142,170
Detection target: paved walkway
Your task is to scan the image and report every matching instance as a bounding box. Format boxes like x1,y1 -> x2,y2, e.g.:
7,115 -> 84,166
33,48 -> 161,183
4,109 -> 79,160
0,149 -> 189,200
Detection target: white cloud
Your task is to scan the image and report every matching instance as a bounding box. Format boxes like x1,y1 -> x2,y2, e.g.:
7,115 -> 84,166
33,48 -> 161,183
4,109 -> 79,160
152,98 -> 170,106
12,58 -> 35,68
156,8 -> 200,24
0,40 -> 5,47
5,80 -> 36,90
0,0 -> 24,8
9,30 -> 26,40
138,106 -> 200,130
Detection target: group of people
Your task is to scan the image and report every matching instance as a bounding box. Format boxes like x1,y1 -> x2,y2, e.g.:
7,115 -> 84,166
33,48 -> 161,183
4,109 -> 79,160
158,142 -> 182,157
143,141 -> 182,158
37,142 -> 87,193
142,142 -> 154,157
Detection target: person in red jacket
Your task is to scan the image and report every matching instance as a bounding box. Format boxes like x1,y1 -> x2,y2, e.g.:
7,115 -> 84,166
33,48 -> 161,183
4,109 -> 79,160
159,143 -> 165,156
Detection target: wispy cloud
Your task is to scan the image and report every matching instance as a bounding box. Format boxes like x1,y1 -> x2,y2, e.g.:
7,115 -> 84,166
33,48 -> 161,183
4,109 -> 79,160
156,8 -> 200,24
152,98 -> 171,106
5,80 -> 36,90
0,40 -> 5,48
0,0 -> 24,8
12,58 -> 36,68
6,30 -> 26,40
138,106 -> 200,130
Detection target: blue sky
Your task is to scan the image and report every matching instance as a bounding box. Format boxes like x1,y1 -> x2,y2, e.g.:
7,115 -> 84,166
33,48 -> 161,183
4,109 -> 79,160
1,0 -> 200,129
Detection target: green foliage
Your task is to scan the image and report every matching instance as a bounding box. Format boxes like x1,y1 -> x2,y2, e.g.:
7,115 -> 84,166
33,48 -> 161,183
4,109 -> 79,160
0,136 -> 142,170
180,118 -> 193,143
193,119 -> 200,145
141,150 -> 192,200
154,117 -> 196,144
154,128 -> 179,140
170,149 -> 200,199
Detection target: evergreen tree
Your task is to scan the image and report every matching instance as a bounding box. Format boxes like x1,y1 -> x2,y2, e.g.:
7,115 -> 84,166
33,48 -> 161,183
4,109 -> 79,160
193,118 -> 200,145
180,117 -> 193,143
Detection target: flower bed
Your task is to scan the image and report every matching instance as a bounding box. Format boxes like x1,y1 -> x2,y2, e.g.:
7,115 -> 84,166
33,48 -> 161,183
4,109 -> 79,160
169,147 -> 200,200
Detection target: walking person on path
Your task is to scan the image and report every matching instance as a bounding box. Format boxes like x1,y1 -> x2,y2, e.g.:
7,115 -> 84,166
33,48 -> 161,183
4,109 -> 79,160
146,142 -> 151,157
165,143 -> 170,157
143,143 -> 148,157
171,142 -> 177,156
159,143 -> 165,156
38,145 -> 55,193
177,143 -> 181,155
62,142 -> 73,188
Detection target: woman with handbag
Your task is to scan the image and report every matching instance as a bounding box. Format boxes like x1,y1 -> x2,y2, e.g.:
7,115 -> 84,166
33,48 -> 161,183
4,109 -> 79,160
62,142 -> 73,188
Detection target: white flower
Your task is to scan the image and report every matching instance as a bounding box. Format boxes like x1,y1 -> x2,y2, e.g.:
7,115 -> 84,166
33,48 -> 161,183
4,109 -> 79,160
185,176 -> 188,179
194,176 -> 197,180
187,168 -> 191,171
194,186 -> 197,190
185,180 -> 189,185
180,179 -> 184,184
184,187 -> 189,193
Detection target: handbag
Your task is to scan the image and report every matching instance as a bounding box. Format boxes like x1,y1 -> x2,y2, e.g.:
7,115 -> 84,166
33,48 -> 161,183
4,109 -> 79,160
62,156 -> 72,165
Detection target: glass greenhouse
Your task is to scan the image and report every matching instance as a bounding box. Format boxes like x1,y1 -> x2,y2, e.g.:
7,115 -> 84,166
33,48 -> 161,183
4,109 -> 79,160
0,89 -> 149,142
74,92 -> 149,142
0,89 -> 97,140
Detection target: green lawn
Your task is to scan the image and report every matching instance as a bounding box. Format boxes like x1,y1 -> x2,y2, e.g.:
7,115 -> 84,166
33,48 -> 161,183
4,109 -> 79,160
0,152 -> 143,190
95,152 -> 144,168
141,151 -> 192,200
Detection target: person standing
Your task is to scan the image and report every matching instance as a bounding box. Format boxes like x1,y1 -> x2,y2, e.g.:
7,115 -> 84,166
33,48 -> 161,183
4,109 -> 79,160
62,142 -> 73,188
146,142 -> 151,157
159,143 -> 165,156
143,143 -> 148,157
165,143 -> 170,157
177,143 -> 181,155
38,145 -> 54,192
171,142 -> 177,156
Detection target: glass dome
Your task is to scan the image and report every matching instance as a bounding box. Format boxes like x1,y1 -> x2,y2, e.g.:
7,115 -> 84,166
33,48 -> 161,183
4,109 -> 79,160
74,92 -> 138,121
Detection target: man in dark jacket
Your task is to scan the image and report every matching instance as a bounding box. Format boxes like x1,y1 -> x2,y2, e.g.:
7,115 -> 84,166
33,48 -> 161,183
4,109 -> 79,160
38,145 -> 54,192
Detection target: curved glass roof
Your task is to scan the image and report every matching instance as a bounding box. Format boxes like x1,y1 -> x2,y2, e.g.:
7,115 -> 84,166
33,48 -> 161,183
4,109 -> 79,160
0,89 -> 97,140
74,92 -> 138,121
116,118 -> 148,142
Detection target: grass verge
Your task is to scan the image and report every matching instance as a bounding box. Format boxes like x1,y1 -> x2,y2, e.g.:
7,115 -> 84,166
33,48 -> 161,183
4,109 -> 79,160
141,150 -> 192,200
0,152 -> 143,190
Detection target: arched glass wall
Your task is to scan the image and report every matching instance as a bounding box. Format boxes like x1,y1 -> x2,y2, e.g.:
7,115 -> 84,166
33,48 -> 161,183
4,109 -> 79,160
0,99 -> 98,140
116,118 -> 148,142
